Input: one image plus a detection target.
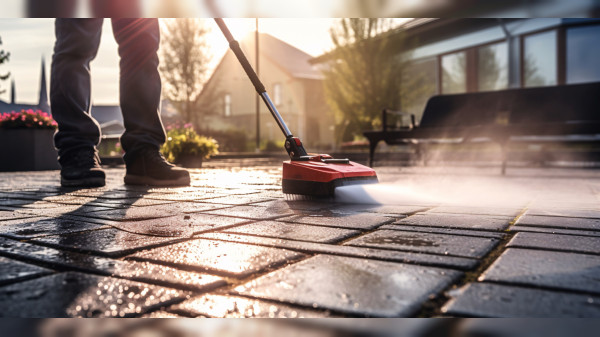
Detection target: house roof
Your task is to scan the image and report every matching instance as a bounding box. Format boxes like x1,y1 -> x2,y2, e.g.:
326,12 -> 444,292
239,33 -> 323,80
0,101 -> 42,114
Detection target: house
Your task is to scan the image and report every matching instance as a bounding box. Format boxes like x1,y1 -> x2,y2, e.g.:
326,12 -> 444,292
311,18 -> 600,124
0,57 -> 181,139
197,33 -> 333,150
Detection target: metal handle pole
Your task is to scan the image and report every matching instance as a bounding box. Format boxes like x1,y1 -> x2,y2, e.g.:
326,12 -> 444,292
214,18 -> 293,138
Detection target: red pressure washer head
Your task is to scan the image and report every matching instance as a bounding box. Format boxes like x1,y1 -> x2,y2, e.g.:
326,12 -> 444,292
282,154 -> 378,197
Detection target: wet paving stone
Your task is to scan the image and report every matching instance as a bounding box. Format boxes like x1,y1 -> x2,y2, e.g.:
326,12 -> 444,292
223,221 -> 360,243
109,214 -> 250,237
15,204 -> 116,218
0,237 -> 224,291
31,228 -> 183,257
0,199 -> 35,208
394,213 -> 513,231
110,260 -> 226,292
90,198 -> 175,208
201,195 -> 275,205
0,272 -> 188,317
0,217 -> 110,239
510,225 -> 600,237
524,208 -> 600,219
381,224 -> 505,239
140,310 -> 186,318
515,214 -> 600,231
233,254 -> 462,317
443,282 -> 600,317
144,191 -> 228,202
0,209 -> 38,221
481,248 -> 600,295
279,213 -> 394,230
328,204 -> 428,216
345,230 -> 499,258
1,200 -> 60,210
84,204 -> 203,221
43,195 -> 99,205
203,205 -> 295,220
196,233 -> 478,270
0,256 -> 53,285
425,206 -> 522,217
130,239 -> 306,278
171,293 -> 334,318
507,232 -> 600,255
251,199 -> 326,212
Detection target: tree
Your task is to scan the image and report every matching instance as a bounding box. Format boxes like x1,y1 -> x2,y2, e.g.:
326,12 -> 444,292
0,36 -> 10,95
323,18 -> 409,142
159,19 -> 212,126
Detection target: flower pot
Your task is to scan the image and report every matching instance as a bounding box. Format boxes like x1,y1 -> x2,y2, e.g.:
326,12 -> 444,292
178,154 -> 203,168
0,128 -> 60,171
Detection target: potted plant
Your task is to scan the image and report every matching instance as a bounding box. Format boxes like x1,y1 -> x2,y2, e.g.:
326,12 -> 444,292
0,109 -> 60,171
161,123 -> 218,168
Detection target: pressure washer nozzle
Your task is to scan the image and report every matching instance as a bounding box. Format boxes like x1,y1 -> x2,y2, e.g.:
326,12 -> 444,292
282,155 -> 378,197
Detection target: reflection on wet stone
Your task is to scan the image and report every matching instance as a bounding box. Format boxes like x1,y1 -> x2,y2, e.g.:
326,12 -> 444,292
0,272 -> 187,317
0,217 -> 109,239
443,282 -> 600,317
224,221 -> 360,243
109,213 -> 250,237
197,232 -> 479,270
31,228 -> 183,257
203,205 -> 295,220
0,256 -> 53,285
481,248 -> 600,294
234,255 -> 461,317
130,239 -> 305,277
172,293 -> 333,318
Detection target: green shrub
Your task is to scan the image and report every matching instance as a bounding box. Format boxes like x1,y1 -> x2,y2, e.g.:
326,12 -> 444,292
161,124 -> 218,163
204,128 -> 250,152
261,139 -> 285,152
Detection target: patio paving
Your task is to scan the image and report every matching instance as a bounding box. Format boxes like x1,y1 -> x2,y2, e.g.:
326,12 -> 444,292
0,163 -> 599,317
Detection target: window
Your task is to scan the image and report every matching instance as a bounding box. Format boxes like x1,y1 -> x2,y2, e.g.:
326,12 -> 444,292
567,24 -> 600,84
401,57 -> 437,121
273,83 -> 282,105
523,30 -> 557,87
478,42 -> 508,91
224,94 -> 231,116
441,51 -> 467,94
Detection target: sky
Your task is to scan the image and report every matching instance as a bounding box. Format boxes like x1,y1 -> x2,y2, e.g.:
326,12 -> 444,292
0,18 -> 339,105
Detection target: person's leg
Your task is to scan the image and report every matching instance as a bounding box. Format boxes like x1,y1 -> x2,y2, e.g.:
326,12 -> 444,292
111,18 -> 189,186
90,0 -> 141,17
27,0 -> 77,17
111,18 -> 165,156
51,18 -> 105,187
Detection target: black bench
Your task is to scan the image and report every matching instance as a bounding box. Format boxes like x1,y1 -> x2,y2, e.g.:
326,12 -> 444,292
364,82 -> 600,173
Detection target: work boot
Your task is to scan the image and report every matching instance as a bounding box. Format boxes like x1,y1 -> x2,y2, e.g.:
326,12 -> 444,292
124,146 -> 190,186
59,148 -> 106,187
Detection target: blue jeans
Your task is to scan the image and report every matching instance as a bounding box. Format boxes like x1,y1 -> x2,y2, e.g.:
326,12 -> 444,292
51,18 -> 165,162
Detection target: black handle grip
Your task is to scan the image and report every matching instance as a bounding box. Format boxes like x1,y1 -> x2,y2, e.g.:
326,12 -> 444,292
214,18 -> 266,94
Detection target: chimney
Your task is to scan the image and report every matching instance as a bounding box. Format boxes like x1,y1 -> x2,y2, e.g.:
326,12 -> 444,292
38,56 -> 49,112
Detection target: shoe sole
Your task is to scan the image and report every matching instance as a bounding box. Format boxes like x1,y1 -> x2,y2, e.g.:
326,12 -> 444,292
61,177 -> 106,187
124,174 -> 190,186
